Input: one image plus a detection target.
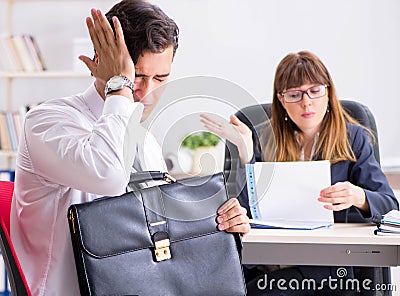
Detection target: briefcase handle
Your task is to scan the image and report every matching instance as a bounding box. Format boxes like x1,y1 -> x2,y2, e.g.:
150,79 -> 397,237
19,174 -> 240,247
129,171 -> 176,187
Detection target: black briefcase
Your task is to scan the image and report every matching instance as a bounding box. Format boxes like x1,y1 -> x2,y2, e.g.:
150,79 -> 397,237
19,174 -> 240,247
68,172 -> 246,296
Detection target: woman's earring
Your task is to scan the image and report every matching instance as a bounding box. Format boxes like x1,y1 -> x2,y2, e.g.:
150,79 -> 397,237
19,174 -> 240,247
327,105 -> 330,113
285,113 -> 288,121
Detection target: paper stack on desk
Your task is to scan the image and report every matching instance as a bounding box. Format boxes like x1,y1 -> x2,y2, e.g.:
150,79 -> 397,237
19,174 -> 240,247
375,210 -> 400,235
246,160 -> 334,230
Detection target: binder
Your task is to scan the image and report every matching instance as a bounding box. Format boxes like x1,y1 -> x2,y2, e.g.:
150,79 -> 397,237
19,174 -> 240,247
246,160 -> 334,230
0,170 -> 15,182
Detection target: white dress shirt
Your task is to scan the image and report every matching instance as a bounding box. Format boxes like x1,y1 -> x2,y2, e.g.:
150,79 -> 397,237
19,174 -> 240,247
10,84 -> 166,295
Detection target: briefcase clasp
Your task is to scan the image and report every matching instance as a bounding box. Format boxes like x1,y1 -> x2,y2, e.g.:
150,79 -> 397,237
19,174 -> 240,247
154,238 -> 171,262
164,173 -> 176,184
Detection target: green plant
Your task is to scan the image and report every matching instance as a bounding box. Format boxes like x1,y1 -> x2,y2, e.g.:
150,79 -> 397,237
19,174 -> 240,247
181,132 -> 220,150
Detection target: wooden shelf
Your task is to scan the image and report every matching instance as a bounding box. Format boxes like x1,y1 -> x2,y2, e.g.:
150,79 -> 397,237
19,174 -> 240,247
0,150 -> 17,158
0,71 -> 91,78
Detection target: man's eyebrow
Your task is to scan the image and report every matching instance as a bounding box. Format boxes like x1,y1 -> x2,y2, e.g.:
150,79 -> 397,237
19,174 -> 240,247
135,73 -> 170,78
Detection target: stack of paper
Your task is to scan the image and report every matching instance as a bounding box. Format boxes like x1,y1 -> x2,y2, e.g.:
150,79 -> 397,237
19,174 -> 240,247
246,160 -> 334,230
375,210 -> 400,235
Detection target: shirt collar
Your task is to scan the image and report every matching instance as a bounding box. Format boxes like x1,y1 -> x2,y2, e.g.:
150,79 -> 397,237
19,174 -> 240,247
82,83 -> 104,120
295,131 -> 320,161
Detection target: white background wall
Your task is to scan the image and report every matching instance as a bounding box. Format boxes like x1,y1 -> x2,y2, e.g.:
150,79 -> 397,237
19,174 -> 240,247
1,0 -> 400,169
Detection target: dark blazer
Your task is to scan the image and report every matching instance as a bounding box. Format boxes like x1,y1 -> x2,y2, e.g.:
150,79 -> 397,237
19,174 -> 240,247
331,123 -> 398,222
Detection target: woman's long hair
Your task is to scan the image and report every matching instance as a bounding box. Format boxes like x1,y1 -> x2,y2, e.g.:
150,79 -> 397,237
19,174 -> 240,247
263,51 -> 359,163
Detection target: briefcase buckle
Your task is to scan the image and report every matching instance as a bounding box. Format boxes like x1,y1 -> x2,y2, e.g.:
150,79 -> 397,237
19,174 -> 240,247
154,238 -> 171,261
164,173 -> 176,184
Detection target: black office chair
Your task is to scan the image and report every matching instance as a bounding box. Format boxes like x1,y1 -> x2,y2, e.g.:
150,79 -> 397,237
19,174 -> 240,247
223,100 -> 390,296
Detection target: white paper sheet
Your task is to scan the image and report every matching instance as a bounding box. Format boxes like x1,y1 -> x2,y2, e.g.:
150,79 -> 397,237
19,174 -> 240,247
246,160 -> 334,229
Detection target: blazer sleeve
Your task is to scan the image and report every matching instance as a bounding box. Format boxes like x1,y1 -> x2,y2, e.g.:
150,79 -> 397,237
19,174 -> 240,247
348,125 -> 399,219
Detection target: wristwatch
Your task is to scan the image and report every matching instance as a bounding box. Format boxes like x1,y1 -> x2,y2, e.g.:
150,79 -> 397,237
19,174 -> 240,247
104,75 -> 135,96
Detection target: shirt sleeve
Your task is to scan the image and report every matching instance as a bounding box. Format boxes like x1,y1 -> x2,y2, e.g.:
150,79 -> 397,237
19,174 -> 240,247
21,95 -> 143,196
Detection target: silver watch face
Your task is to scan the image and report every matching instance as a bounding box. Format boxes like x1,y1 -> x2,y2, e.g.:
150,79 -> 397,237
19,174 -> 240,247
108,76 -> 125,89
105,75 -> 134,96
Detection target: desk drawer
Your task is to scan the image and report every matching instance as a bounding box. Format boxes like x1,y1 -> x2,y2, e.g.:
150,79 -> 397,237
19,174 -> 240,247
242,243 -> 399,267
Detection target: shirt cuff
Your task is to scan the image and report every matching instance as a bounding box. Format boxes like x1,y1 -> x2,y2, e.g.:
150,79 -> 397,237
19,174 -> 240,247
102,95 -> 142,119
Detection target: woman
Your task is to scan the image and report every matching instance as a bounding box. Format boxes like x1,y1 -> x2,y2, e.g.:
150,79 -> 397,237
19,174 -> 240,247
201,51 -> 398,295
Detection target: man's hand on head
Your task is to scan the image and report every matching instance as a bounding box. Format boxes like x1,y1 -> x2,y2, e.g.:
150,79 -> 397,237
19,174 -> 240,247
79,9 -> 135,89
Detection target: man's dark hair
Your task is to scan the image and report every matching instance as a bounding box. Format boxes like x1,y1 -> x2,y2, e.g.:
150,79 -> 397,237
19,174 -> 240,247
106,0 -> 179,64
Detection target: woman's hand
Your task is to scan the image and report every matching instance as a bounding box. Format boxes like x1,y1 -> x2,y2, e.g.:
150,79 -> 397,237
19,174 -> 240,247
217,198 -> 250,236
318,181 -> 369,212
79,8 -> 135,86
200,114 -> 253,165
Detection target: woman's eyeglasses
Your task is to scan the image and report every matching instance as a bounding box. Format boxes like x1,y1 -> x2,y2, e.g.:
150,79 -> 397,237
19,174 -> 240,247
280,84 -> 327,103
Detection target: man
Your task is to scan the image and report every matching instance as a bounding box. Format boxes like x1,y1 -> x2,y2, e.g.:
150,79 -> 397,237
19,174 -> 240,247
10,1 -> 250,295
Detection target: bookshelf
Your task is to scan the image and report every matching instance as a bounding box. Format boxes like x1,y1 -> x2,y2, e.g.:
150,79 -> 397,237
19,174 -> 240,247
1,71 -> 90,109
0,0 -> 96,169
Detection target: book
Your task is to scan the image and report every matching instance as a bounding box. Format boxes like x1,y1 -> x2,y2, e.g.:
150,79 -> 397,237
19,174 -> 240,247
246,160 -> 334,230
0,35 -> 23,71
22,35 -> 42,71
0,170 -> 14,181
11,35 -> 36,72
29,35 -> 47,71
0,34 -> 46,72
5,112 -> 18,151
23,35 -> 46,71
12,111 -> 22,143
0,36 -> 14,71
0,112 -> 11,151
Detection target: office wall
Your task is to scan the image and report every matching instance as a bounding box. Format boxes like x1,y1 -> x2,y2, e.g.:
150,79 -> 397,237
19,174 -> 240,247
1,0 -> 399,168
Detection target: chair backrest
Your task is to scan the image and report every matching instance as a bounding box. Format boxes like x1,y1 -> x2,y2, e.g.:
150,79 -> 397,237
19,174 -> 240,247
0,181 -> 14,233
223,100 -> 380,198
0,181 -> 32,296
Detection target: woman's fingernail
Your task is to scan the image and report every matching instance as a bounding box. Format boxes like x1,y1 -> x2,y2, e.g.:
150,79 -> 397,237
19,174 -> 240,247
218,224 -> 225,230
217,216 -> 223,223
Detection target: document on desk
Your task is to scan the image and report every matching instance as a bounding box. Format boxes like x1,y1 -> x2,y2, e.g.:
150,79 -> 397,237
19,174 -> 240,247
246,160 -> 334,230
374,210 -> 400,235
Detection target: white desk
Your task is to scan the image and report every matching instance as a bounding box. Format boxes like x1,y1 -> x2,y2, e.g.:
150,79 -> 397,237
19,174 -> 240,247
242,223 -> 400,267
